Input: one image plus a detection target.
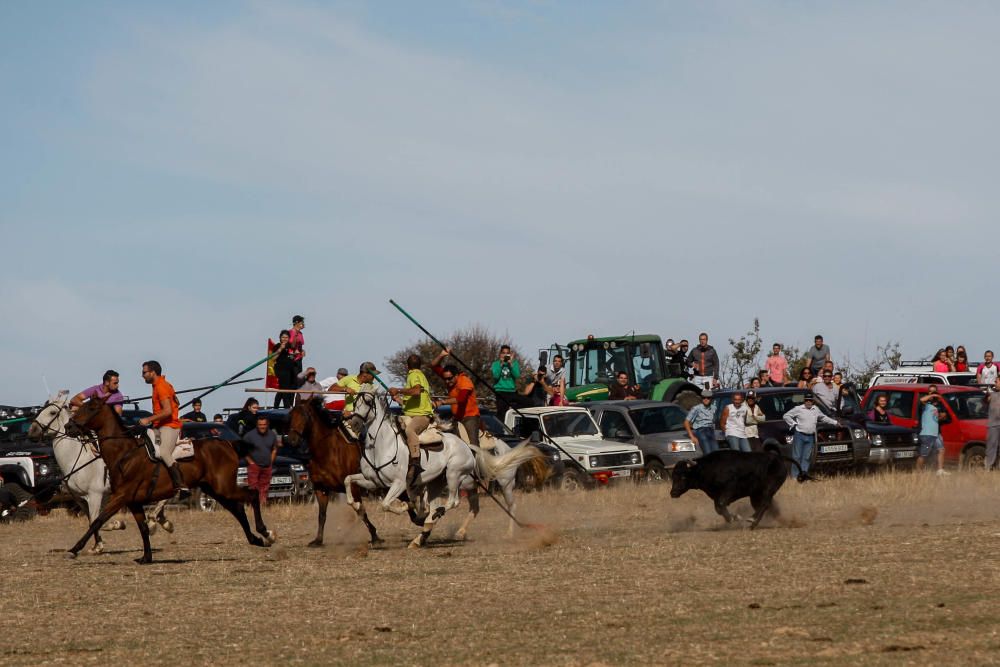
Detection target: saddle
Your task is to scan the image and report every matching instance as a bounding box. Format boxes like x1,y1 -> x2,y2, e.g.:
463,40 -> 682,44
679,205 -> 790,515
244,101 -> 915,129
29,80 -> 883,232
398,416 -> 445,451
142,430 -> 195,463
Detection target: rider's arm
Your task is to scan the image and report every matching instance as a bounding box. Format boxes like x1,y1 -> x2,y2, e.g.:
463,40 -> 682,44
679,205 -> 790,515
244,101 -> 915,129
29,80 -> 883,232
140,397 -> 173,426
70,391 -> 88,409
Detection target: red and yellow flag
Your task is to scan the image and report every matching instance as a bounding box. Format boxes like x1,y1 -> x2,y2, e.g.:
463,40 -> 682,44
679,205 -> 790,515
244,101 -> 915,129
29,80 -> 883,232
266,339 -> 279,389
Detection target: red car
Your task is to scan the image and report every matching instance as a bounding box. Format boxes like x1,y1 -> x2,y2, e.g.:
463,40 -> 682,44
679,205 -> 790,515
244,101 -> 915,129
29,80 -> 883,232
861,384 -> 990,468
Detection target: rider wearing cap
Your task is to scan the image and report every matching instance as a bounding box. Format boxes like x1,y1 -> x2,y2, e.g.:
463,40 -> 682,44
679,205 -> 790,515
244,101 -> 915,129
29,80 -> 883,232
335,362 -> 379,416
71,370 -> 124,415
388,354 -> 434,505
137,360 -> 187,492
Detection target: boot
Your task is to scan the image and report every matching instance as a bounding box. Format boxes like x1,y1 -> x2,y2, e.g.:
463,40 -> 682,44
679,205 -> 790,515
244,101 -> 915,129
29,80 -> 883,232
167,464 -> 189,493
405,457 -> 424,513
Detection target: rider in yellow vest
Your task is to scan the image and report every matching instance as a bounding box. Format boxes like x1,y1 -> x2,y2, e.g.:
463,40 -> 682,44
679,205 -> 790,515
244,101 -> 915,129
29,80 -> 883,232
388,354 -> 434,505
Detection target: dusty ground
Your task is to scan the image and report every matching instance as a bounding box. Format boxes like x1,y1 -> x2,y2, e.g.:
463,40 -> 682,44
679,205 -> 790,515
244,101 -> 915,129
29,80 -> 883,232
5,470 -> 1000,666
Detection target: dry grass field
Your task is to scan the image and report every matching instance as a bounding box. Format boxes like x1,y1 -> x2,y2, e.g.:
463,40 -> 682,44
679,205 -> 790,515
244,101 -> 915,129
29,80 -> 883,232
5,470 -> 1000,666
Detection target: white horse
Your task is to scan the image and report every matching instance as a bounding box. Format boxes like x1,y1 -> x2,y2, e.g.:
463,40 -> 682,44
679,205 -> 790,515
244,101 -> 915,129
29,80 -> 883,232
344,390 -> 539,549
28,393 -> 172,553
452,429 -> 531,540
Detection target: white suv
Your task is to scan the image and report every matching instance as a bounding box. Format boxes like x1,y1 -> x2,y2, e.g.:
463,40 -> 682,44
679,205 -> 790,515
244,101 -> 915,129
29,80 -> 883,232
503,406 -> 643,488
869,366 -> 977,388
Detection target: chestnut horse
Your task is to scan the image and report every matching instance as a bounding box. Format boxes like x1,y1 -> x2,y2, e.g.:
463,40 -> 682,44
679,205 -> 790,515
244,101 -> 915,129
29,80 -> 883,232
285,398 -> 380,546
68,398 -> 274,563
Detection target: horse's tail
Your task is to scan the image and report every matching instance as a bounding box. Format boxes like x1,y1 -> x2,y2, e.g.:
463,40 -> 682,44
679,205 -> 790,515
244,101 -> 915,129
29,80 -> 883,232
469,442 -> 544,485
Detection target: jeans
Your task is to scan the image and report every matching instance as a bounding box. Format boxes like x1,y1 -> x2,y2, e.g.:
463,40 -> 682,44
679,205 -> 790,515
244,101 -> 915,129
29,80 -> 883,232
791,432 -> 815,477
987,427 -> 1000,470
695,427 -> 717,455
726,435 -> 751,453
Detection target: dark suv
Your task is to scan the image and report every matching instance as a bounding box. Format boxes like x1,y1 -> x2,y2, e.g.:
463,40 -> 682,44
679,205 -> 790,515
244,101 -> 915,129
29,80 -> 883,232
710,387 -> 871,471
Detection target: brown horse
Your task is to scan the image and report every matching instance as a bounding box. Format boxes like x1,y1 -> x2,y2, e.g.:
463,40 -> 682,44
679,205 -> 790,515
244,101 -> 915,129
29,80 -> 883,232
285,398 -> 380,546
68,398 -> 274,563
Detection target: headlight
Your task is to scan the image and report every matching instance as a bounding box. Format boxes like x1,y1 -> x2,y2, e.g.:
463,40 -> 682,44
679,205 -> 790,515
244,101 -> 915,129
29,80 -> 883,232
551,453 -> 560,463
14,409 -> 24,417
785,435 -> 794,445
36,463 -> 51,476
912,434 -> 919,444
630,452 -> 640,464
670,440 -> 696,452
290,464 -> 304,471
871,435 -> 883,446
589,456 -> 599,468
852,429 -> 866,440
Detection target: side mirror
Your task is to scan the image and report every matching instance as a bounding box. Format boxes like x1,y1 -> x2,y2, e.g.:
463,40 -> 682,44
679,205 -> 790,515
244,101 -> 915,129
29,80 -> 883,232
613,428 -> 632,440
529,430 -> 542,443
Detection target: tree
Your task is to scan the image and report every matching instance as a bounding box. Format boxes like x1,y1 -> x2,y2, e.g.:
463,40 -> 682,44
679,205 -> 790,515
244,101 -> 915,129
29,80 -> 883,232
782,343 -> 808,384
721,318 -> 762,388
383,324 -> 533,398
839,341 -> 901,389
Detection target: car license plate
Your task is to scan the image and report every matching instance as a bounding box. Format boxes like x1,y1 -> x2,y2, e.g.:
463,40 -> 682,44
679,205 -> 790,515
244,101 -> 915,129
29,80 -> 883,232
894,451 -> 915,459
271,476 -> 293,485
820,444 -> 849,454
612,469 -> 632,478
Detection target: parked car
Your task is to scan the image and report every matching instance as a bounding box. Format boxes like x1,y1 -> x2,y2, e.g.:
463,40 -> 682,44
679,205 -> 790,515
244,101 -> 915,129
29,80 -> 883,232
475,410 -> 565,490
583,400 -> 699,481
861,384 -> 990,468
0,405 -> 65,519
503,406 -> 643,489
869,365 -> 978,389
709,387 -> 871,472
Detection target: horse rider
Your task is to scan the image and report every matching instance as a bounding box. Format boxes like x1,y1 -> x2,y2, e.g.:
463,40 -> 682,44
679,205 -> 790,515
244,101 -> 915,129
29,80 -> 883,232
388,354 -> 434,504
137,360 -> 187,492
71,370 -> 124,415
334,361 -> 379,417
431,348 -> 481,446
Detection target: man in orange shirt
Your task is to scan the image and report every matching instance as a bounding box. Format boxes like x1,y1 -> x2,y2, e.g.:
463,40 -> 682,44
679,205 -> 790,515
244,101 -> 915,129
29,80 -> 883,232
138,360 -> 186,492
431,349 -> 481,446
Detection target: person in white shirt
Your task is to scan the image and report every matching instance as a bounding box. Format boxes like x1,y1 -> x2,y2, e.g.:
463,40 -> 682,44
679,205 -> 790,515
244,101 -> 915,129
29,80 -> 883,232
783,393 -> 838,481
720,392 -> 751,452
978,350 -> 998,387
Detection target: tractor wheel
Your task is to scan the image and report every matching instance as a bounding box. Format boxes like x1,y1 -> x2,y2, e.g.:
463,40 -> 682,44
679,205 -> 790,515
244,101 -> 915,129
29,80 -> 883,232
674,389 -> 701,411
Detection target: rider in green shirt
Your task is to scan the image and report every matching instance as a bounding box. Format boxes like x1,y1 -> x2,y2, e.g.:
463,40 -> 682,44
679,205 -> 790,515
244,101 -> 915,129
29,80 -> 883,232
389,354 -> 434,507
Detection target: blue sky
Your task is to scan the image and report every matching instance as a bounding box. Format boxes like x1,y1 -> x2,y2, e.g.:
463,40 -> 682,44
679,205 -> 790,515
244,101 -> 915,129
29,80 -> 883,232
2,1 -> 998,409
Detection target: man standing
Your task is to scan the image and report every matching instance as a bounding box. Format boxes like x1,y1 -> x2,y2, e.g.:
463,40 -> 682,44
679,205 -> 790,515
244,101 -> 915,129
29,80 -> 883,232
296,367 -> 324,403
431,349 -> 481,445
686,333 -> 720,389
181,398 -> 207,423
812,370 -> 839,413
491,345 -> 521,416
986,377 -> 1000,470
288,315 -> 306,376
243,415 -> 278,506
684,390 -> 718,455
668,340 -> 689,370
546,354 -> 568,405
389,354 -> 434,506
783,392 -> 838,481
978,351 -> 998,387
137,361 -> 186,492
917,386 -> 949,476
335,362 -> 378,417
765,343 -> 789,386
70,370 -> 124,415
805,335 -> 831,376
720,392 -> 751,452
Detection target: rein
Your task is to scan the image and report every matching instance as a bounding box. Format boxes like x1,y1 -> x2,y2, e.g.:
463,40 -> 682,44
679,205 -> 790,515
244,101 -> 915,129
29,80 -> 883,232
354,392 -> 399,485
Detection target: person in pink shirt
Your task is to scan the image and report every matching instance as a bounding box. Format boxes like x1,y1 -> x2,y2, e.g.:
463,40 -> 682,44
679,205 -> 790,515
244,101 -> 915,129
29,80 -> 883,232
288,315 -> 306,376
932,348 -> 955,373
765,343 -> 789,386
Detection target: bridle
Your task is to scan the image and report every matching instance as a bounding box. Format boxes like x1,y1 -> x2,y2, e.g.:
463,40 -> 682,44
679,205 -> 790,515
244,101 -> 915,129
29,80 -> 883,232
352,391 -> 398,483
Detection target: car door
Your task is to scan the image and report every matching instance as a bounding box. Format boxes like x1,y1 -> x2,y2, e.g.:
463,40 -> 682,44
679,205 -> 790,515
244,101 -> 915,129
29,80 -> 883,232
866,389 -> 917,428
598,410 -> 635,443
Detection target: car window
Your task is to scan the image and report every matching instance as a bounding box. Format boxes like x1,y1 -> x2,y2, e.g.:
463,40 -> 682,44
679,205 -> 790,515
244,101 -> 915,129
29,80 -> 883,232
756,393 -> 805,421
867,390 -> 914,419
948,375 -> 977,386
480,413 -> 509,437
944,393 -> 988,420
599,411 -> 632,439
515,416 -> 541,439
918,376 -> 944,385
542,412 -> 599,437
628,405 -> 685,434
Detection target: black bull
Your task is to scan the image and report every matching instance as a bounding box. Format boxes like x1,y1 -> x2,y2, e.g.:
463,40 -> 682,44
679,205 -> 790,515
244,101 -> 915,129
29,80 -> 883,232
670,450 -> 799,529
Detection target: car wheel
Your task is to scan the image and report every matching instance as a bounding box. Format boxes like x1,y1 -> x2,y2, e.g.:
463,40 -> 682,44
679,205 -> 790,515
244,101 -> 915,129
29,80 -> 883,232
558,469 -> 583,492
191,489 -> 217,512
962,445 -> 986,470
1,483 -> 37,522
645,460 -> 666,483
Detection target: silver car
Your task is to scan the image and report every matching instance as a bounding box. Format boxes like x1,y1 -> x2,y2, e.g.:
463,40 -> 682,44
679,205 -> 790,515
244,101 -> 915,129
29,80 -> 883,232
585,401 -> 700,481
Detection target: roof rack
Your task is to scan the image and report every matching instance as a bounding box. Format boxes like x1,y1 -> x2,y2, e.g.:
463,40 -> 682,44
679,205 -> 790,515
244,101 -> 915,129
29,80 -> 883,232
898,360 -> 933,367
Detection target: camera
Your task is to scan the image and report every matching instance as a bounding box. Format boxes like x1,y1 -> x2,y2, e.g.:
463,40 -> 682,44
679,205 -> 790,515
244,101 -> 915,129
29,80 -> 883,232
504,354 -> 512,362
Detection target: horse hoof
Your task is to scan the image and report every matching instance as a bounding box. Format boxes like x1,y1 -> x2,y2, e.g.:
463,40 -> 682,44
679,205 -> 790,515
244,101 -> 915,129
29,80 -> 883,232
455,530 -> 467,541
384,500 -> 408,515
147,521 -> 158,535
65,550 -> 78,560
265,530 -> 277,546
88,543 -> 105,555
307,540 -> 323,548
407,539 -> 422,550
160,520 -> 175,533
350,502 -> 362,512
134,556 -> 152,565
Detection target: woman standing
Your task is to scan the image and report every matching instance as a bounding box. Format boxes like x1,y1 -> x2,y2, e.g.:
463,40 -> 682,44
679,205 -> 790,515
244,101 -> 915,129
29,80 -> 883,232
797,367 -> 814,389
745,391 -> 766,452
955,346 -> 970,372
272,330 -> 296,409
933,349 -> 954,373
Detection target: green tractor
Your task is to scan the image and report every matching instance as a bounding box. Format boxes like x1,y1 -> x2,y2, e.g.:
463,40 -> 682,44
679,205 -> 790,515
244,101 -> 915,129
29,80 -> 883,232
540,334 -> 703,410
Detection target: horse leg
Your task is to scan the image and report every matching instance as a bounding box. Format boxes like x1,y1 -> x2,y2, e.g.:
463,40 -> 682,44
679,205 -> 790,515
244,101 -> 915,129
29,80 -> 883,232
248,492 -> 276,545
209,492 -> 267,548
67,494 -> 128,558
152,499 -> 173,533
128,503 -> 154,564
455,485 -> 479,542
309,489 -> 330,547
502,477 -> 518,538
85,491 -> 106,554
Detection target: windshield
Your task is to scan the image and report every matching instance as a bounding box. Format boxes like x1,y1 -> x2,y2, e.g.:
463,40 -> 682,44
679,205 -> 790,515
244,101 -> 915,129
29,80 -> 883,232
947,375 -> 977,386
629,406 -> 685,435
944,392 -> 988,419
542,411 -> 599,437
574,342 -> 664,391
755,392 -> 806,421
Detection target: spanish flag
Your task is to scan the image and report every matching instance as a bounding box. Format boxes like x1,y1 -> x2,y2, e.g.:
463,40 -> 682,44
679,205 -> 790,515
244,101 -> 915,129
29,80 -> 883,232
266,339 -> 279,389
